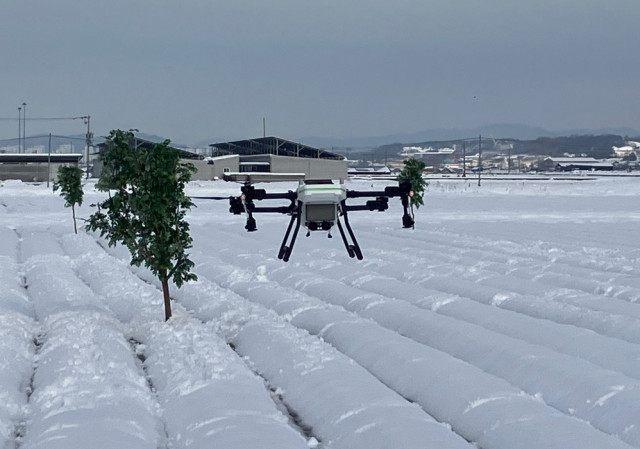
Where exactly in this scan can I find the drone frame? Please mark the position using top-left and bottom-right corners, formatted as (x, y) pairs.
(195, 174), (415, 262)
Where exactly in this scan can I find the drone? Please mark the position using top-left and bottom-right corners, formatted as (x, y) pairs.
(195, 173), (415, 262)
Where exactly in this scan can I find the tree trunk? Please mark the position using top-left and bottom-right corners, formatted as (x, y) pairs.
(72, 204), (78, 234)
(161, 276), (172, 321)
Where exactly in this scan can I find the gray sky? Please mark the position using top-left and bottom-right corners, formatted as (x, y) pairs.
(1, 0), (639, 145)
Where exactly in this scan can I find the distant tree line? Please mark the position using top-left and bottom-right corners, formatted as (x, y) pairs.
(511, 134), (626, 158)
(374, 134), (632, 162)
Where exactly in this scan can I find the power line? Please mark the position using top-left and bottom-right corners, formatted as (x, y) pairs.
(0, 116), (87, 121)
(0, 134), (91, 145)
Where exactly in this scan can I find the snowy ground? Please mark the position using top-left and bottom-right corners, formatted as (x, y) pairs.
(1, 175), (640, 449)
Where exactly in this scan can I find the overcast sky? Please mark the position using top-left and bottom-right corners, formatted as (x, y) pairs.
(1, 0), (639, 145)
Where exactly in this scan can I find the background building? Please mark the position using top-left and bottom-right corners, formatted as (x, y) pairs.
(0, 154), (83, 182)
(210, 137), (347, 180)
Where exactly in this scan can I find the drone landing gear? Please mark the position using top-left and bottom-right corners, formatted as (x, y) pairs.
(276, 203), (363, 261)
(336, 217), (363, 259)
(336, 205), (363, 260)
(278, 207), (302, 262)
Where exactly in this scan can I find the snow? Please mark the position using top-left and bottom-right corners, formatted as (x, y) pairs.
(1, 175), (640, 448)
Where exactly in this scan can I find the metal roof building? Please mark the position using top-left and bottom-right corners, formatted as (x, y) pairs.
(0, 153), (83, 182)
(210, 136), (343, 160)
(96, 137), (203, 160)
(545, 157), (614, 171)
(210, 137), (347, 180)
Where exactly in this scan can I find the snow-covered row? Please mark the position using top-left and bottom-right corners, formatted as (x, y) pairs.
(190, 254), (635, 449)
(0, 257), (32, 317)
(0, 228), (32, 317)
(152, 271), (475, 449)
(422, 274), (640, 345)
(0, 228), (37, 448)
(24, 254), (109, 320)
(61, 233), (310, 449)
(22, 253), (164, 449)
(61, 235), (166, 324)
(338, 228), (640, 333)
(233, 319), (473, 449)
(421, 225), (639, 278)
(265, 262), (640, 446)
(346, 298), (640, 446)
(433, 297), (640, 381)
(20, 230), (67, 261)
(130, 318), (309, 449)
(291, 307), (634, 449)
(0, 226), (38, 448)
(0, 227), (20, 259)
(355, 221), (639, 301)
(3, 178), (639, 449)
(0, 308), (35, 449)
(0, 277), (36, 449)
(298, 258), (640, 382)
(378, 225), (640, 308)
(21, 310), (165, 449)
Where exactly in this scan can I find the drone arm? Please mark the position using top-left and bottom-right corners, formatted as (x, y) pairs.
(261, 192), (297, 201)
(343, 197), (389, 213)
(191, 195), (233, 200)
(346, 184), (405, 199)
(347, 181), (414, 228)
(250, 206), (295, 214)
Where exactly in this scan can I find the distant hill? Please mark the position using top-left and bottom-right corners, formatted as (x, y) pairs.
(6, 125), (637, 159)
(301, 124), (640, 150)
(0, 134), (98, 154)
(370, 134), (630, 164)
(0, 132), (198, 154)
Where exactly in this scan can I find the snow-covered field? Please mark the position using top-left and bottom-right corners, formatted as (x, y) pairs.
(1, 175), (640, 449)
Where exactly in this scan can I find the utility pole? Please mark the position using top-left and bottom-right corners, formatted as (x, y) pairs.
(47, 133), (52, 188)
(477, 134), (482, 187)
(84, 116), (92, 179)
(18, 107), (22, 153)
(22, 102), (26, 153)
(462, 141), (467, 177)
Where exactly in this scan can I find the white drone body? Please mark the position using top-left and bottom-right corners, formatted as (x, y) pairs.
(296, 181), (347, 232)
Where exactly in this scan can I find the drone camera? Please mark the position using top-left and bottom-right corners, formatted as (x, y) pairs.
(304, 203), (337, 230)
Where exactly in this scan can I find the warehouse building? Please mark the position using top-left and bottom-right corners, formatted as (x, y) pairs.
(0, 153), (83, 182)
(94, 136), (347, 181)
(94, 137), (219, 181)
(210, 136), (347, 180)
